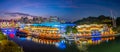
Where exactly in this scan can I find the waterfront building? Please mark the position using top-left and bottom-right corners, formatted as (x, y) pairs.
(21, 26), (61, 39)
(76, 24), (115, 36)
(19, 21), (76, 33)
(0, 19), (19, 28)
(18, 21), (76, 39)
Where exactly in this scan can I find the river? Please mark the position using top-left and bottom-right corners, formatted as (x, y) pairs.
(1, 28), (120, 52)
(88, 36), (120, 52)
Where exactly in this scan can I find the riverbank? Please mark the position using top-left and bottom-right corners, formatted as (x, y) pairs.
(0, 31), (23, 52)
(88, 35), (120, 52)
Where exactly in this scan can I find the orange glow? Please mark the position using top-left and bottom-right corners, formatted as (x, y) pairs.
(77, 24), (115, 36)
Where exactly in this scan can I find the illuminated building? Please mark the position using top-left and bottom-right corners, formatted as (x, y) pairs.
(18, 21), (75, 39)
(76, 24), (115, 36)
(19, 21), (75, 33)
(0, 19), (19, 28)
(21, 26), (61, 39)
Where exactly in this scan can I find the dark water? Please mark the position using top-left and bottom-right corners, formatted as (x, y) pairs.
(8, 36), (62, 52)
(88, 36), (120, 52)
(7, 35), (120, 52)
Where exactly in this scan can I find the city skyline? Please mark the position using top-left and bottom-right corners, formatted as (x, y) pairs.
(0, 0), (120, 22)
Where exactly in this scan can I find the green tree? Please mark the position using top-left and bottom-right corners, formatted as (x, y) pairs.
(116, 26), (120, 33)
(0, 40), (23, 52)
(0, 32), (7, 41)
(65, 26), (72, 34)
(65, 26), (78, 34)
(74, 15), (112, 26)
(72, 26), (78, 34)
(0, 31), (23, 52)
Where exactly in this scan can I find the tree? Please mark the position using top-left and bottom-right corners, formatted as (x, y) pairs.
(65, 26), (78, 34)
(0, 32), (7, 41)
(74, 15), (113, 26)
(65, 26), (72, 34)
(72, 26), (78, 34)
(112, 17), (120, 33)
(0, 31), (23, 52)
(0, 40), (23, 52)
(115, 26), (120, 33)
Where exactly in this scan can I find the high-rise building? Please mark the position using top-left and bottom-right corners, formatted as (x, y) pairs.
(20, 17), (24, 23)
(20, 17), (29, 24)
(43, 18), (49, 22)
(33, 17), (43, 23)
(24, 17), (29, 23)
(49, 16), (59, 22)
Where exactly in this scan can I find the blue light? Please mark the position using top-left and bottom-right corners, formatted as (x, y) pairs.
(61, 40), (65, 43)
(1, 28), (16, 35)
(92, 37), (101, 41)
(92, 30), (101, 36)
(19, 37), (26, 41)
(56, 40), (66, 49)
(91, 30), (101, 41)
(57, 43), (66, 49)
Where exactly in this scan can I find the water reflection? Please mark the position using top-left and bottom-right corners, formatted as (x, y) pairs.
(1, 28), (16, 35)
(16, 34), (116, 51)
(55, 40), (66, 49)
(17, 36), (67, 50)
(17, 36), (60, 45)
(76, 36), (115, 45)
(32, 38), (60, 45)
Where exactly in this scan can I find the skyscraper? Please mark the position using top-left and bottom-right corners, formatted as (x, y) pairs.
(20, 17), (29, 24)
(49, 16), (59, 22)
(33, 17), (43, 24)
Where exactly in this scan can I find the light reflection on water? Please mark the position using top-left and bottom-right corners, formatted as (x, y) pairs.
(75, 36), (116, 52)
(1, 28), (118, 52)
(29, 37), (59, 44)
(76, 36), (115, 46)
(17, 36), (67, 49)
(21, 36), (115, 50)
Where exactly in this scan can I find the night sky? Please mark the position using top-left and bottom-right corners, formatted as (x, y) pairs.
(0, 0), (120, 21)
